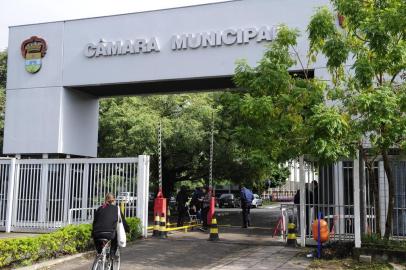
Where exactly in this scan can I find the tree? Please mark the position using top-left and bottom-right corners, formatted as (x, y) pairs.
(0, 50), (6, 89)
(218, 25), (353, 174)
(308, 1), (406, 238)
(0, 50), (7, 152)
(99, 94), (213, 196)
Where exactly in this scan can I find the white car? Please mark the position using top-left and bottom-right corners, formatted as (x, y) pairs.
(251, 194), (263, 208)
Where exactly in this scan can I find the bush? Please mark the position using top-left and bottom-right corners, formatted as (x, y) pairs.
(0, 217), (142, 268)
(126, 217), (142, 241)
(362, 234), (406, 251)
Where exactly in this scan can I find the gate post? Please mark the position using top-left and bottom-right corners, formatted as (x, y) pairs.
(38, 163), (49, 223)
(136, 155), (150, 238)
(299, 156), (306, 247)
(353, 153), (361, 248)
(82, 163), (89, 221)
(5, 158), (16, 233)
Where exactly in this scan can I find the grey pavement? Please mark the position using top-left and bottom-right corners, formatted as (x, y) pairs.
(48, 231), (310, 270)
(46, 204), (307, 269)
(25, 205), (311, 270)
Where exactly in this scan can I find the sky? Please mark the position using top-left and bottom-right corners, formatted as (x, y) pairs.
(0, 0), (230, 51)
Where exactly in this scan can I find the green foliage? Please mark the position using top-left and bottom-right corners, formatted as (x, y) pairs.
(362, 234), (406, 251)
(98, 93), (275, 193)
(307, 104), (354, 163)
(220, 25), (354, 169)
(0, 218), (142, 268)
(309, 0), (406, 238)
(126, 217), (142, 241)
(98, 94), (215, 193)
(0, 50), (6, 152)
(0, 224), (92, 268)
(0, 50), (6, 89)
(268, 165), (290, 188)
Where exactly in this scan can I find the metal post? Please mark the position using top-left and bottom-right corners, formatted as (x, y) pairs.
(158, 120), (162, 192)
(11, 161), (20, 229)
(137, 155), (150, 238)
(5, 158), (16, 233)
(353, 152), (361, 248)
(378, 161), (387, 237)
(299, 156), (306, 247)
(63, 163), (71, 225)
(359, 149), (367, 235)
(38, 163), (49, 222)
(82, 163), (89, 221)
(209, 112), (214, 189)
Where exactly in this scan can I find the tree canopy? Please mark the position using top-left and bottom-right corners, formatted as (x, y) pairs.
(308, 0), (406, 238)
(218, 26), (354, 168)
(0, 50), (7, 151)
(98, 93), (282, 195)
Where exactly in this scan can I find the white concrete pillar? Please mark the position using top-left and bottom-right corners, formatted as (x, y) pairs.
(378, 161), (388, 236)
(334, 161), (345, 236)
(353, 154), (361, 248)
(299, 156), (306, 247)
(136, 155), (150, 238)
(81, 163), (89, 221)
(5, 158), (16, 233)
(38, 163), (49, 222)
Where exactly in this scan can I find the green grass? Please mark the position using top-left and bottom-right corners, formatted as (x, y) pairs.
(361, 234), (406, 252)
(262, 199), (279, 206)
(308, 259), (393, 270)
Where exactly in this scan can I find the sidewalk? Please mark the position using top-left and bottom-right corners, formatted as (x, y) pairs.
(0, 232), (39, 239)
(207, 245), (309, 270)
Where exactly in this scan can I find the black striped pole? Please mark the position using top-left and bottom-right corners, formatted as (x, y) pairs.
(286, 223), (297, 247)
(209, 216), (219, 241)
(159, 212), (167, 239)
(153, 212), (160, 237)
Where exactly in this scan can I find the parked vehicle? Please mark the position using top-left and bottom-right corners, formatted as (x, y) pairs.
(218, 193), (240, 208)
(251, 194), (263, 208)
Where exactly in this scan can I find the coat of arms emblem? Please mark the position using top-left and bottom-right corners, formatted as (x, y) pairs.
(21, 36), (47, 73)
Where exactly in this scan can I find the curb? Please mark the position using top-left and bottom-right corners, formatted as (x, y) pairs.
(16, 251), (94, 270)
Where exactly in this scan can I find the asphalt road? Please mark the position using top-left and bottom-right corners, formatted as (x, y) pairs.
(216, 204), (280, 228)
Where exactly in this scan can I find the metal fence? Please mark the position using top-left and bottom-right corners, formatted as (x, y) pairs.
(362, 160), (406, 240)
(278, 157), (406, 246)
(280, 161), (355, 244)
(0, 162), (10, 229)
(0, 157), (146, 233)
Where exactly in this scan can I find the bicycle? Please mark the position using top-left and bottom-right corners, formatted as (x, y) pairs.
(92, 239), (120, 270)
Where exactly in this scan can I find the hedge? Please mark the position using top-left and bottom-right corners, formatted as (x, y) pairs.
(0, 217), (142, 269)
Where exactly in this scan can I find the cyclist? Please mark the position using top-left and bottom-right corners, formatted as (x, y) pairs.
(92, 193), (130, 257)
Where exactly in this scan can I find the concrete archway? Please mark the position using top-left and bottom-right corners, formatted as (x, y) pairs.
(4, 0), (328, 157)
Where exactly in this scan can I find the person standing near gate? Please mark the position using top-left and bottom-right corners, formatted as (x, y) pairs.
(176, 186), (189, 227)
(200, 186), (211, 231)
(240, 184), (254, 228)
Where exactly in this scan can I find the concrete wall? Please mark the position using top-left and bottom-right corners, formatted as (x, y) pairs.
(4, 0), (331, 157)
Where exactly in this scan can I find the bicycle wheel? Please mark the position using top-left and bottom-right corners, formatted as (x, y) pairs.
(111, 248), (120, 270)
(104, 253), (112, 270)
(92, 256), (104, 270)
